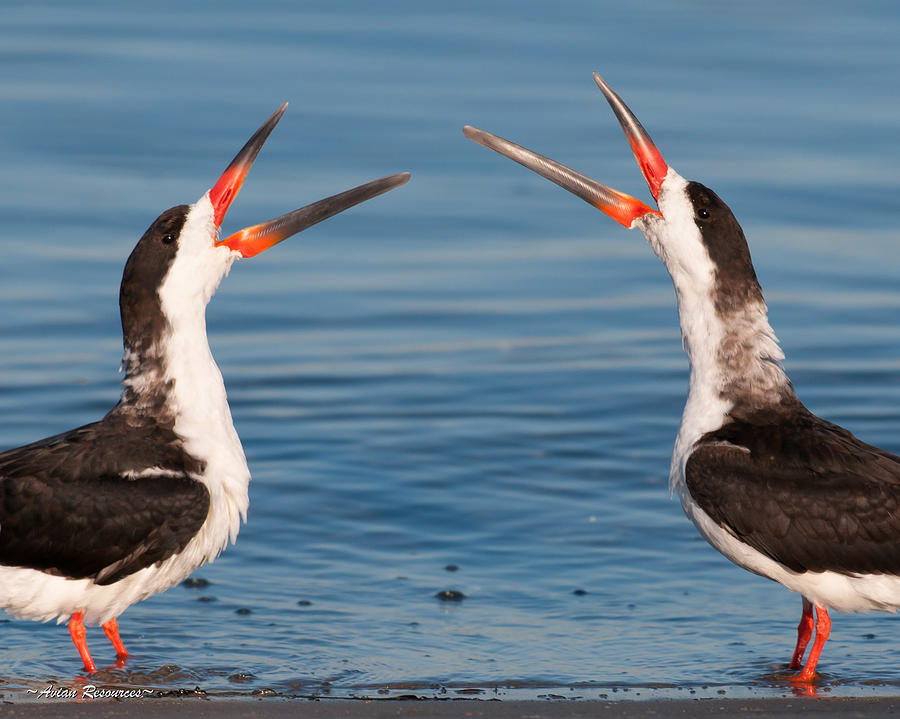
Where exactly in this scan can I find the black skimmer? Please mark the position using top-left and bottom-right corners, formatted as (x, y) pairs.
(0, 104), (409, 673)
(463, 74), (900, 683)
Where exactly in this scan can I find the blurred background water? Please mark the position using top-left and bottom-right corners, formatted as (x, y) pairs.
(1, 0), (900, 702)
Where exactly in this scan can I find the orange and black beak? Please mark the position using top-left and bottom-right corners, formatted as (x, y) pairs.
(209, 103), (410, 258)
(463, 73), (668, 228)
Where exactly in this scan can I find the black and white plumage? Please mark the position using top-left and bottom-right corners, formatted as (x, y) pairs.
(463, 74), (900, 682)
(0, 104), (409, 672)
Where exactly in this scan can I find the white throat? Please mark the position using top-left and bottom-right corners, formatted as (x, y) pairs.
(143, 194), (248, 545)
(635, 171), (790, 491)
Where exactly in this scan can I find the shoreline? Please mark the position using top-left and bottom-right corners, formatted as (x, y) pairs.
(5, 696), (900, 719)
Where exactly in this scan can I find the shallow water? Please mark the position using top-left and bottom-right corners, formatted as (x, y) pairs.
(1, 0), (900, 703)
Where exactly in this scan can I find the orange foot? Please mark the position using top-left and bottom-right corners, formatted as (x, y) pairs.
(68, 612), (97, 673)
(789, 603), (831, 684)
(102, 617), (129, 661)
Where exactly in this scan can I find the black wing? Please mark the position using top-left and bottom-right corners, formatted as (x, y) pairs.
(685, 411), (900, 575)
(0, 416), (209, 585)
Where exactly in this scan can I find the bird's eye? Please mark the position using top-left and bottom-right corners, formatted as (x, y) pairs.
(161, 233), (175, 245)
(698, 208), (710, 220)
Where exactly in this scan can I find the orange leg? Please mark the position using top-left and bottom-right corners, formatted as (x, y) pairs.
(68, 612), (97, 673)
(789, 597), (814, 670)
(102, 617), (128, 660)
(792, 604), (831, 683)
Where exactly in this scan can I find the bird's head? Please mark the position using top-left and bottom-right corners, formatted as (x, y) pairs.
(119, 104), (409, 355)
(463, 74), (761, 314)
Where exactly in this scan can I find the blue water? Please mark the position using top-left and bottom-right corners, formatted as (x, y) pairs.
(2, 0), (900, 703)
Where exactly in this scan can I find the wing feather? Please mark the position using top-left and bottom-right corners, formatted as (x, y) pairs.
(686, 413), (900, 575)
(0, 418), (209, 584)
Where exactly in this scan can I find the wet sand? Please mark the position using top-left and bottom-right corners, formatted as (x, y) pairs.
(5, 698), (900, 719)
